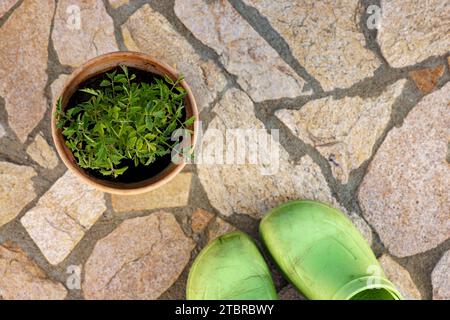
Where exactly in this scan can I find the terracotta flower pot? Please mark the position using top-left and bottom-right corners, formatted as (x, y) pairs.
(51, 51), (199, 195)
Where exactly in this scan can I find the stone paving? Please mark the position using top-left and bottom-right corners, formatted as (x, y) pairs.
(0, 0), (449, 300)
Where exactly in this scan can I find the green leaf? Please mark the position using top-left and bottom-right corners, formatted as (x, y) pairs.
(56, 97), (63, 113)
(144, 132), (156, 140)
(67, 106), (82, 117)
(106, 70), (117, 80)
(79, 88), (99, 96)
(184, 116), (195, 126)
(112, 106), (120, 119)
(114, 74), (127, 84)
(127, 136), (137, 148)
(136, 137), (144, 151)
(120, 65), (129, 77)
(94, 122), (106, 136)
(145, 115), (154, 130)
(146, 141), (156, 152)
(153, 110), (165, 119)
(100, 79), (111, 87)
(114, 166), (128, 176)
(100, 169), (113, 176)
(175, 86), (186, 94)
(62, 127), (76, 138)
(163, 74), (174, 85)
(136, 124), (147, 133)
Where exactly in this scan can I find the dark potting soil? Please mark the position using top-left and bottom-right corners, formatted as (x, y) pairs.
(66, 66), (182, 184)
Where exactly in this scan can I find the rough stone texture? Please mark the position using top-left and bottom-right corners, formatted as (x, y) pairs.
(207, 218), (236, 242)
(432, 250), (450, 300)
(21, 171), (106, 265)
(108, 0), (129, 9)
(378, 0), (450, 68)
(276, 80), (407, 183)
(243, 0), (380, 91)
(409, 65), (445, 94)
(52, 0), (118, 67)
(26, 133), (59, 169)
(111, 173), (192, 213)
(379, 255), (422, 300)
(0, 0), (54, 142)
(83, 211), (195, 300)
(0, 0), (18, 18)
(348, 212), (373, 246)
(278, 285), (306, 300)
(50, 74), (70, 107)
(191, 208), (214, 234)
(122, 4), (226, 110)
(0, 0), (447, 301)
(359, 82), (450, 257)
(0, 243), (67, 300)
(0, 162), (36, 228)
(174, 0), (308, 102)
(0, 124), (5, 139)
(198, 89), (338, 218)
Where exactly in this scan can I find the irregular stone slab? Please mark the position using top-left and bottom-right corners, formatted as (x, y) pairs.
(21, 171), (106, 265)
(379, 255), (421, 300)
(191, 208), (214, 234)
(0, 162), (36, 227)
(83, 211), (194, 299)
(432, 250), (450, 300)
(0, 0), (54, 142)
(0, 0), (18, 18)
(278, 285), (306, 300)
(108, 0), (128, 9)
(122, 4), (226, 110)
(276, 80), (407, 183)
(207, 218), (236, 242)
(0, 242), (67, 300)
(242, 0), (380, 91)
(174, 0), (308, 101)
(197, 89), (338, 218)
(409, 65), (445, 94)
(52, 0), (118, 67)
(111, 173), (192, 213)
(378, 0), (450, 68)
(359, 82), (450, 257)
(50, 74), (69, 107)
(26, 133), (59, 169)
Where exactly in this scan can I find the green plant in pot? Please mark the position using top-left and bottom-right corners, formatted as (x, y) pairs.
(51, 52), (198, 194)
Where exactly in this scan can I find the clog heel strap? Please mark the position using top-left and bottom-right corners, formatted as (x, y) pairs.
(332, 276), (404, 300)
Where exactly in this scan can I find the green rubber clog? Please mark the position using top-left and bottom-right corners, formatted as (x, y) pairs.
(260, 200), (403, 300)
(186, 231), (277, 300)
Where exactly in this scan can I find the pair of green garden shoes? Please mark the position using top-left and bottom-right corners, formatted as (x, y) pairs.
(187, 200), (403, 300)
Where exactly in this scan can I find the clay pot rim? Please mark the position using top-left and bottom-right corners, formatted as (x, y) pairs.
(51, 51), (199, 195)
